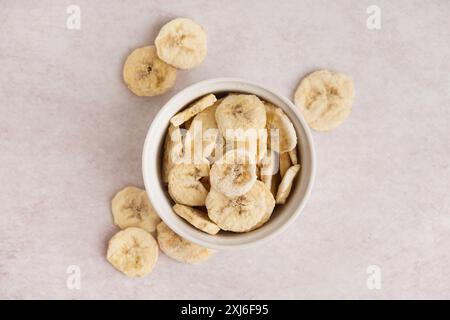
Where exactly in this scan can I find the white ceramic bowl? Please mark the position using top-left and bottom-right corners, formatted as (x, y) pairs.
(142, 78), (315, 249)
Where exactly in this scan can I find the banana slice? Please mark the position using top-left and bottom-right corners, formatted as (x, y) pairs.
(210, 149), (257, 197)
(260, 149), (278, 188)
(184, 98), (221, 162)
(156, 222), (213, 263)
(206, 181), (267, 232)
(265, 102), (297, 153)
(215, 94), (266, 136)
(294, 70), (354, 131)
(111, 186), (161, 233)
(170, 94), (217, 127)
(276, 164), (301, 204)
(249, 182), (276, 231)
(224, 134), (256, 164)
(210, 133), (226, 165)
(193, 98), (221, 130)
(173, 204), (220, 235)
(257, 129), (268, 165)
(225, 128), (267, 165)
(155, 18), (207, 70)
(123, 45), (176, 97)
(162, 124), (184, 184)
(288, 148), (298, 165)
(106, 227), (158, 277)
(279, 152), (291, 178)
(168, 163), (210, 206)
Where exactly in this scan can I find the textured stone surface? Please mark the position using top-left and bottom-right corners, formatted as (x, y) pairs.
(1, 0), (449, 299)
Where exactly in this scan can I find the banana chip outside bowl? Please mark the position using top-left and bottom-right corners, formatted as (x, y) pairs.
(142, 78), (315, 249)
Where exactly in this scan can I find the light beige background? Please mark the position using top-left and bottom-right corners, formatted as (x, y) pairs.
(1, 0), (449, 299)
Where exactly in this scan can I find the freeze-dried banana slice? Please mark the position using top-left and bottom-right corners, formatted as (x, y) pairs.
(156, 222), (213, 263)
(257, 129), (268, 165)
(190, 98), (221, 132)
(206, 181), (267, 232)
(106, 227), (158, 277)
(226, 128), (268, 164)
(209, 133), (226, 165)
(250, 182), (276, 231)
(123, 45), (176, 97)
(260, 149), (278, 189)
(168, 163), (210, 206)
(162, 124), (184, 183)
(276, 164), (301, 204)
(265, 102), (297, 153)
(170, 94), (217, 127)
(184, 98), (221, 162)
(215, 94), (266, 136)
(111, 186), (161, 233)
(288, 148), (298, 165)
(279, 152), (291, 178)
(173, 204), (220, 235)
(210, 149), (257, 197)
(294, 70), (354, 131)
(155, 18), (207, 70)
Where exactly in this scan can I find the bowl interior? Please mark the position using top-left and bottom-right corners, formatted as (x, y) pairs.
(143, 78), (315, 249)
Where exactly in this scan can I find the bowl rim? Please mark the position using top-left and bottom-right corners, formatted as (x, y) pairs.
(142, 77), (315, 249)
